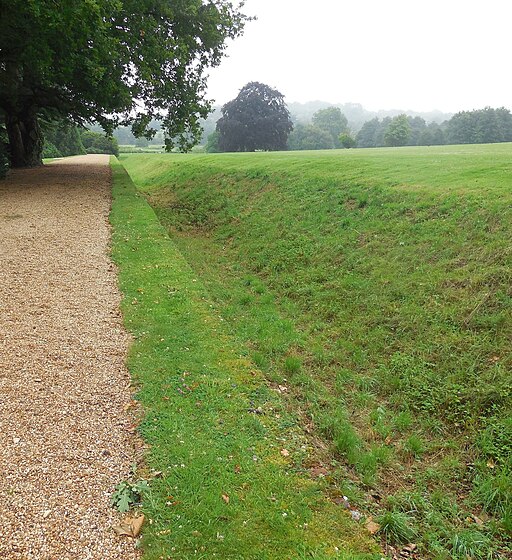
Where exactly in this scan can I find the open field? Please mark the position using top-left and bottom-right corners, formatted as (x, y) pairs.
(119, 144), (512, 558)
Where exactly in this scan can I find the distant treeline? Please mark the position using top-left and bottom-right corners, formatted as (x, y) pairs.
(204, 106), (512, 152)
(100, 104), (512, 151)
(36, 106), (512, 163)
(353, 107), (512, 149)
(42, 119), (119, 158)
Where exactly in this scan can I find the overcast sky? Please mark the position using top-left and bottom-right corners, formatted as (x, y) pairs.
(206, 0), (512, 113)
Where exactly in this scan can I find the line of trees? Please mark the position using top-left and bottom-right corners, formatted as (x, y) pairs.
(206, 85), (512, 154)
(292, 107), (512, 151)
(41, 120), (119, 158)
(307, 106), (512, 150)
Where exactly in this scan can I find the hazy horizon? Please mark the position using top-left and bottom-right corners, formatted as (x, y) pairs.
(206, 0), (512, 114)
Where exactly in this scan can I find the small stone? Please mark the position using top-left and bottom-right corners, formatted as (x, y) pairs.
(350, 510), (362, 521)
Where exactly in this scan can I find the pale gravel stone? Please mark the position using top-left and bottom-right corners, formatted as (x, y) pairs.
(0, 155), (141, 559)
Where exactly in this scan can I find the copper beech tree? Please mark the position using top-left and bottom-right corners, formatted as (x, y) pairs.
(216, 82), (293, 152)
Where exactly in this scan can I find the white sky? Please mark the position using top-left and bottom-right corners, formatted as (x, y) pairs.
(206, 0), (512, 113)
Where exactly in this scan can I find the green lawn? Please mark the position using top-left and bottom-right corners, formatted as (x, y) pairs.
(119, 144), (512, 558)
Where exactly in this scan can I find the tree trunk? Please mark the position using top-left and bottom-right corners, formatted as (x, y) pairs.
(5, 113), (43, 168)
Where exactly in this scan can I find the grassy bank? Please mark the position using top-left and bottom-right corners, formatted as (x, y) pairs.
(120, 145), (512, 558)
(110, 158), (379, 559)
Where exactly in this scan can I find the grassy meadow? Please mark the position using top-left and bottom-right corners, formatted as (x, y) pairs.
(117, 144), (512, 558)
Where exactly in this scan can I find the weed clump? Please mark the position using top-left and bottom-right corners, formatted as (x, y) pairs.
(377, 510), (416, 544)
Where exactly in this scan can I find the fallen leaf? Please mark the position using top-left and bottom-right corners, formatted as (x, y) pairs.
(127, 424), (138, 434)
(487, 459), (495, 469)
(471, 514), (484, 526)
(280, 449), (290, 457)
(365, 518), (380, 535)
(222, 494), (230, 504)
(234, 464), (241, 474)
(310, 465), (329, 478)
(113, 514), (145, 538)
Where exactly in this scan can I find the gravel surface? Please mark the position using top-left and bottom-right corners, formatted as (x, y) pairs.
(0, 156), (141, 559)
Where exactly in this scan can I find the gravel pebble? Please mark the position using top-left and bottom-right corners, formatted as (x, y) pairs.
(0, 155), (140, 559)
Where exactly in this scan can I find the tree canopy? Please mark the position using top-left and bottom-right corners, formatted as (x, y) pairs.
(287, 123), (334, 151)
(384, 114), (411, 147)
(0, 0), (248, 167)
(216, 82), (293, 152)
(311, 107), (348, 148)
(446, 107), (512, 144)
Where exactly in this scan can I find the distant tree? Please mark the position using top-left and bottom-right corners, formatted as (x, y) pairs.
(151, 129), (165, 146)
(0, 1), (248, 167)
(446, 111), (475, 144)
(81, 130), (119, 156)
(42, 142), (62, 158)
(205, 131), (221, 153)
(42, 119), (85, 157)
(418, 122), (446, 146)
(495, 107), (512, 141)
(444, 107), (512, 145)
(356, 118), (381, 148)
(474, 109), (501, 143)
(431, 124), (446, 145)
(287, 124), (334, 150)
(199, 106), (222, 144)
(216, 82), (293, 152)
(339, 132), (357, 149)
(112, 126), (137, 146)
(312, 107), (348, 148)
(407, 116), (427, 146)
(135, 137), (149, 148)
(384, 115), (411, 147)
(376, 117), (392, 147)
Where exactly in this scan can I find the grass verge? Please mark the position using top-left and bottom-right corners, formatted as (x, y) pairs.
(110, 157), (380, 559)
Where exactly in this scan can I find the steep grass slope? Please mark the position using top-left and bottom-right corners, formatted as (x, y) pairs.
(110, 158), (379, 559)
(121, 145), (512, 558)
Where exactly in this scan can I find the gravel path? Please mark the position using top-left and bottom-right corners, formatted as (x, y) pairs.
(0, 155), (140, 559)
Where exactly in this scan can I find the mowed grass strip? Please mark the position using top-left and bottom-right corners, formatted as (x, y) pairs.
(109, 158), (379, 560)
(121, 144), (512, 558)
